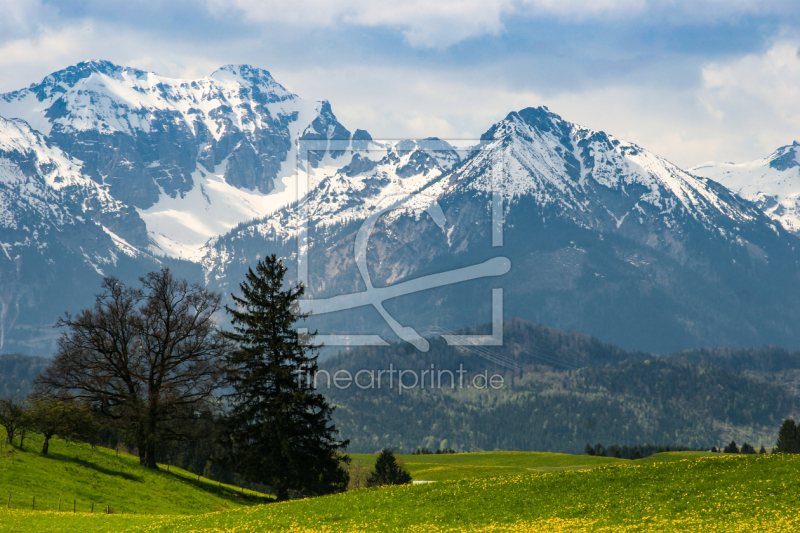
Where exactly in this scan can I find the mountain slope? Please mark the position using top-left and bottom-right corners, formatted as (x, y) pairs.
(0, 116), (165, 352)
(690, 141), (800, 234)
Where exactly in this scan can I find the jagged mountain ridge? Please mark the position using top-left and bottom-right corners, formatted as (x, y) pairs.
(0, 60), (356, 259)
(201, 137), (462, 286)
(202, 106), (800, 353)
(690, 142), (800, 234)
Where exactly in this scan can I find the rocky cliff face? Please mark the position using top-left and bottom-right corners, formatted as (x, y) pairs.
(0, 115), (161, 352)
(0, 60), (355, 258)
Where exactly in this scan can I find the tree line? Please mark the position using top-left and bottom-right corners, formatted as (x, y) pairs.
(584, 418), (800, 460)
(2, 255), (350, 501)
(584, 443), (707, 460)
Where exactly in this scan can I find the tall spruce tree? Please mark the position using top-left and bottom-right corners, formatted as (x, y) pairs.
(218, 255), (349, 500)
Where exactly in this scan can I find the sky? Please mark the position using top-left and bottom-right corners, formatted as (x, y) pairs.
(0, 0), (799, 168)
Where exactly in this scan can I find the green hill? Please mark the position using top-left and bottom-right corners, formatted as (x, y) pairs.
(0, 432), (271, 517)
(2, 453), (797, 532)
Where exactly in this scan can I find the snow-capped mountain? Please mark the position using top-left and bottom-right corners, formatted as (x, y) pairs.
(0, 60), (361, 352)
(690, 142), (800, 234)
(0, 60), (355, 260)
(203, 107), (800, 353)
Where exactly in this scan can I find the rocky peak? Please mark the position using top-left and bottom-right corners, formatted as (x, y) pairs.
(768, 142), (800, 171)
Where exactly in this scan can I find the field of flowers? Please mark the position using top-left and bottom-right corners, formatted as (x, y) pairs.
(2, 452), (798, 532)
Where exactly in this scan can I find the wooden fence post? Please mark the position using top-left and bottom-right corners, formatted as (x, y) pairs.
(58, 497), (61, 511)
(31, 496), (34, 510)
(106, 504), (109, 514)
(6, 493), (9, 509)
(73, 500), (76, 513)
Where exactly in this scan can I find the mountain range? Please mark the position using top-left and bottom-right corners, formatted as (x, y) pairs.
(1, 60), (799, 355)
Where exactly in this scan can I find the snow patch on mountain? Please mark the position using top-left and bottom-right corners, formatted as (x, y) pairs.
(200, 139), (461, 280)
(690, 142), (800, 233)
(138, 156), (303, 260)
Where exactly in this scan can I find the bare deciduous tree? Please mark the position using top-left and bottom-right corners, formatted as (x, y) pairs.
(34, 269), (228, 468)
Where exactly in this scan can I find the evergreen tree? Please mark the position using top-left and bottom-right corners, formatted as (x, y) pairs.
(723, 440), (739, 454)
(366, 449), (412, 487)
(218, 255), (349, 500)
(775, 419), (800, 454)
(740, 442), (756, 454)
(759, 446), (767, 455)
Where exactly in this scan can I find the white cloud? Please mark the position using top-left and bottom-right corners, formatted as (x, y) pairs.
(208, 0), (511, 48)
(699, 39), (800, 158)
(273, 40), (800, 169)
(0, 0), (48, 38)
(208, 0), (795, 48)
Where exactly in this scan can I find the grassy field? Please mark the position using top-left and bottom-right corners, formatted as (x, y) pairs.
(349, 451), (625, 482)
(1, 449), (798, 532)
(0, 433), (271, 517)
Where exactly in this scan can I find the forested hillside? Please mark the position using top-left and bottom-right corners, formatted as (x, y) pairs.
(320, 320), (799, 453)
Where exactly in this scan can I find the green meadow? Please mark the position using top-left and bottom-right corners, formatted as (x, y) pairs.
(0, 432), (797, 532)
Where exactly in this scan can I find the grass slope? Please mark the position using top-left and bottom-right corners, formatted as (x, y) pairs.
(2, 453), (798, 532)
(0, 432), (271, 517)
